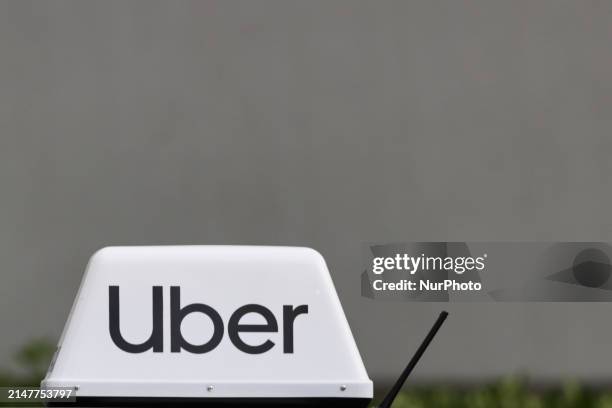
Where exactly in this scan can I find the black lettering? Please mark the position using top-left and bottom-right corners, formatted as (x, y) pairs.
(283, 305), (308, 353)
(228, 304), (278, 354)
(109, 286), (163, 353)
(170, 286), (224, 353)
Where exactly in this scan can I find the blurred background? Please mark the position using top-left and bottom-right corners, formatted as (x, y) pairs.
(1, 1), (612, 406)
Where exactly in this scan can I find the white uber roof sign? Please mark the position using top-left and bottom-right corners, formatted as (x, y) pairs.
(43, 245), (448, 407)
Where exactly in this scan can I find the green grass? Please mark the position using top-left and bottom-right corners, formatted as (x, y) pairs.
(0, 339), (55, 387)
(373, 378), (612, 408)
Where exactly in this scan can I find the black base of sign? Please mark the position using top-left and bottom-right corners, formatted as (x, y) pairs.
(46, 396), (371, 407)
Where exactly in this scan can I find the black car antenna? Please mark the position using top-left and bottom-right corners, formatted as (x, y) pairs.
(378, 311), (449, 408)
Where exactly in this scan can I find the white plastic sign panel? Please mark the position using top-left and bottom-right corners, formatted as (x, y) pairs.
(43, 246), (373, 406)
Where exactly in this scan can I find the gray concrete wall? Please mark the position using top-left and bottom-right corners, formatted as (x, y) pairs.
(1, 0), (612, 382)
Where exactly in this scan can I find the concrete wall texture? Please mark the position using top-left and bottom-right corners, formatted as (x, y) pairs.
(1, 0), (612, 382)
